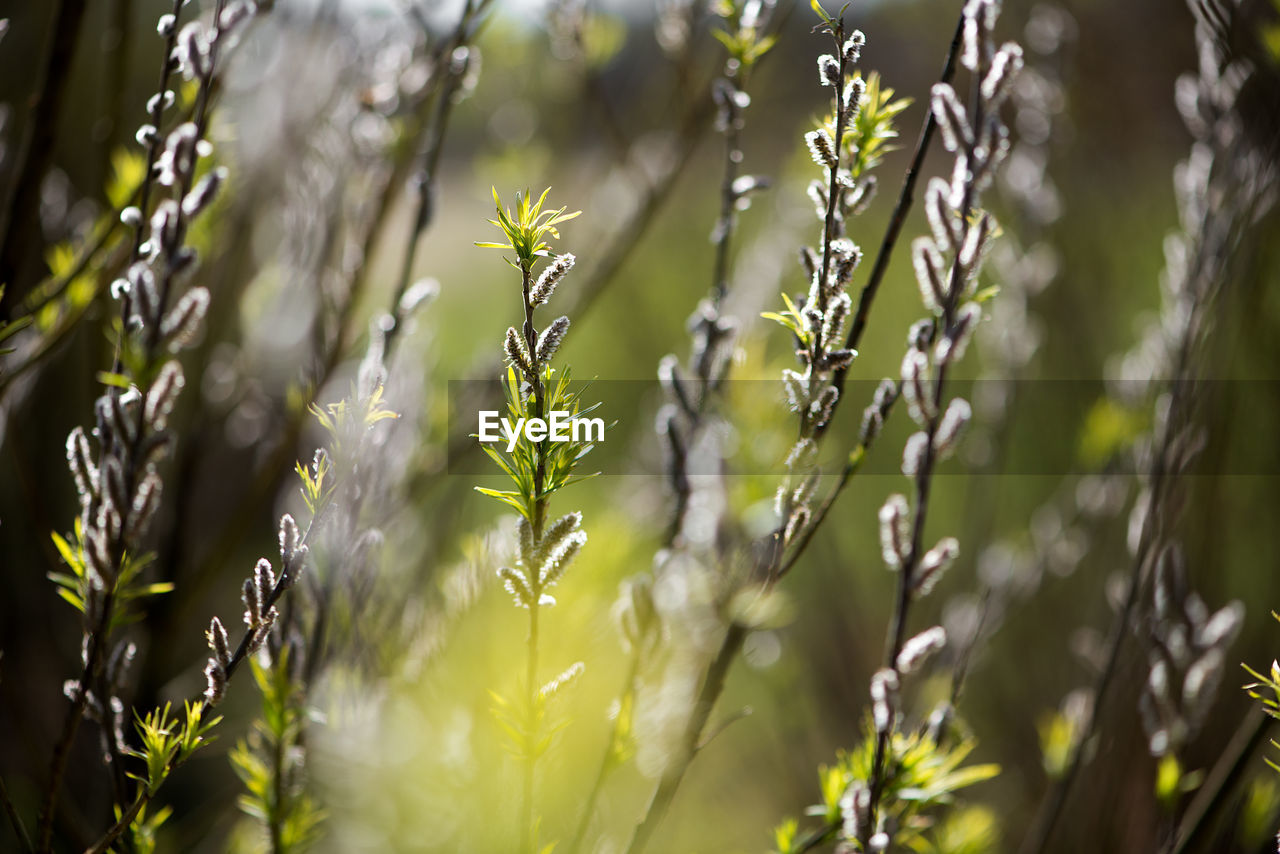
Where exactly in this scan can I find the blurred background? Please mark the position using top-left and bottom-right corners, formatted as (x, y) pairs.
(1, 0), (1279, 851)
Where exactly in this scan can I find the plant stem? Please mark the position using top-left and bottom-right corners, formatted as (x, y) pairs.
(384, 0), (490, 355)
(523, 600), (541, 854)
(37, 595), (113, 854)
(623, 622), (746, 854)
(710, 85), (743, 309)
(817, 8), (966, 442)
(567, 650), (642, 854)
(0, 0), (90, 314)
(624, 8), (961, 847)
(864, 48), (985, 845)
(32, 4), (197, 830)
(83, 788), (146, 854)
(1165, 705), (1270, 854)
(107, 0), (186, 385)
(519, 257), (548, 854)
(270, 723), (286, 854)
(802, 30), (851, 414)
(1, 773), (33, 853)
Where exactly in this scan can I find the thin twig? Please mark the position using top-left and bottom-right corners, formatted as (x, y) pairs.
(864, 30), (987, 844)
(623, 622), (747, 854)
(383, 0), (493, 356)
(566, 650), (642, 854)
(1166, 705), (1270, 854)
(816, 9), (966, 442)
(771, 3), (966, 568)
(0, 0), (91, 314)
(0, 773), (33, 853)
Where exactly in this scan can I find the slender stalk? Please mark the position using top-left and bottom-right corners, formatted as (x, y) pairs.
(0, 0), (90, 313)
(774, 423), (890, 582)
(39, 5), (235, 840)
(270, 724), (286, 854)
(801, 42), (852, 422)
(108, 0), (187, 384)
(83, 790), (146, 854)
(710, 90), (743, 309)
(624, 622), (746, 854)
(147, 0), (482, 645)
(663, 10), (775, 545)
(567, 651), (642, 854)
(1165, 705), (1270, 854)
(816, 9), (966, 442)
(519, 258), (549, 853)
(522, 602), (541, 853)
(1, 773), (33, 853)
(384, 0), (491, 356)
(864, 42), (987, 845)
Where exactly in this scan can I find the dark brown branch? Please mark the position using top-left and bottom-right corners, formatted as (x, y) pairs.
(0, 0), (91, 316)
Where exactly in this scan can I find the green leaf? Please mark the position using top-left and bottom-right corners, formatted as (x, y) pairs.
(0, 314), (32, 345)
(972, 284), (1001, 304)
(773, 817), (799, 854)
(55, 588), (85, 612)
(1155, 754), (1182, 807)
(96, 370), (134, 390)
(50, 531), (80, 571)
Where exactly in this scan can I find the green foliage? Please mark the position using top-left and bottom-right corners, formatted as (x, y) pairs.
(475, 367), (600, 520)
(229, 650), (325, 853)
(711, 0), (777, 70)
(809, 0), (850, 28)
(1238, 775), (1280, 849)
(48, 518), (174, 627)
(123, 800), (172, 854)
(1260, 0), (1280, 62)
(579, 13), (626, 68)
(822, 72), (912, 177)
(488, 664), (584, 765)
(1078, 397), (1149, 467)
(124, 701), (220, 795)
(915, 805), (999, 854)
(106, 149), (147, 209)
(773, 817), (800, 854)
(1036, 706), (1080, 779)
(762, 290), (810, 348)
(1153, 754), (1202, 809)
(295, 452), (332, 517)
(476, 187), (580, 267)
(295, 383), (396, 514)
(309, 383), (399, 455)
(1244, 613), (1280, 772)
(22, 147), (139, 338)
(775, 719), (1000, 852)
(36, 240), (98, 332)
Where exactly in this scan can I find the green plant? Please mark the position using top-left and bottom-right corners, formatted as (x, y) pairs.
(478, 187), (595, 852)
(774, 718), (998, 853)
